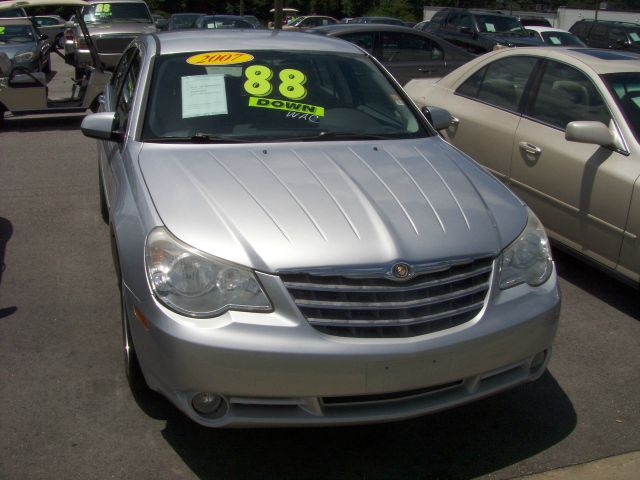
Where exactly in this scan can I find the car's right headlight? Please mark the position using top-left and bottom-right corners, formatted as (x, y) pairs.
(145, 227), (272, 318)
(14, 51), (35, 63)
(499, 208), (553, 289)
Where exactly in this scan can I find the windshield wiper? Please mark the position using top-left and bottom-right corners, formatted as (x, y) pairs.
(276, 131), (393, 142)
(144, 133), (253, 144)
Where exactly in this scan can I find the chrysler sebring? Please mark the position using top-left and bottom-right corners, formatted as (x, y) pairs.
(81, 30), (560, 427)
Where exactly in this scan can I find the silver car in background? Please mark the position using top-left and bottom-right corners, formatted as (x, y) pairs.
(0, 18), (50, 73)
(71, 0), (155, 74)
(81, 30), (560, 427)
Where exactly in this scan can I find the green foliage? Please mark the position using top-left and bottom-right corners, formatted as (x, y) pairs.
(366, 0), (416, 21)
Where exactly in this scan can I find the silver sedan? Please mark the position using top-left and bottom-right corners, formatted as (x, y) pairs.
(81, 30), (560, 427)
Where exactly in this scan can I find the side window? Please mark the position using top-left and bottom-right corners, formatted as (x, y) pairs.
(341, 32), (375, 54)
(456, 56), (538, 112)
(591, 24), (608, 42)
(110, 48), (135, 100)
(114, 52), (142, 134)
(445, 12), (460, 29)
(458, 13), (473, 29)
(609, 27), (627, 45)
(381, 32), (443, 62)
(430, 10), (448, 27)
(528, 60), (611, 130)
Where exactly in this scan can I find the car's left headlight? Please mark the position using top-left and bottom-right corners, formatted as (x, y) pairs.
(145, 227), (272, 318)
(14, 51), (35, 63)
(499, 208), (553, 289)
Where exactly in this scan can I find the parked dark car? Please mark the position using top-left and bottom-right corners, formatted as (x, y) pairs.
(569, 20), (640, 52)
(425, 8), (543, 54)
(194, 15), (255, 29)
(309, 24), (474, 85)
(167, 13), (205, 30)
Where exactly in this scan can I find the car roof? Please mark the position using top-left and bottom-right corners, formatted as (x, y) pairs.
(575, 19), (639, 26)
(488, 47), (640, 75)
(310, 23), (425, 34)
(152, 30), (364, 56)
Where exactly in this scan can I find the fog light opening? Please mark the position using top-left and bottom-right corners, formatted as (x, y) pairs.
(192, 392), (227, 417)
(530, 350), (548, 374)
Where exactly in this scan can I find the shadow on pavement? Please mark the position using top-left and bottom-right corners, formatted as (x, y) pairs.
(0, 217), (17, 318)
(132, 371), (575, 479)
(553, 248), (639, 320)
(2, 114), (86, 132)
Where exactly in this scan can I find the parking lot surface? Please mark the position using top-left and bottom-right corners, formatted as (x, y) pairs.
(1, 54), (638, 480)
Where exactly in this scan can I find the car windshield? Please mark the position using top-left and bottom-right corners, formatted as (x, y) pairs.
(603, 72), (640, 142)
(0, 25), (35, 43)
(200, 17), (253, 29)
(142, 50), (427, 143)
(540, 31), (585, 46)
(83, 3), (152, 24)
(626, 26), (640, 46)
(170, 14), (201, 28)
(476, 15), (527, 35)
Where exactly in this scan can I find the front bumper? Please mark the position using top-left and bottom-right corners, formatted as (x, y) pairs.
(125, 267), (560, 427)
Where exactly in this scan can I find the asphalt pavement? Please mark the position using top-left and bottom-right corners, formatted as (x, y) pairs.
(0, 53), (638, 480)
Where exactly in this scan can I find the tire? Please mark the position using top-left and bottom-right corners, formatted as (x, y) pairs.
(56, 34), (64, 50)
(74, 65), (84, 80)
(43, 54), (51, 74)
(121, 281), (151, 396)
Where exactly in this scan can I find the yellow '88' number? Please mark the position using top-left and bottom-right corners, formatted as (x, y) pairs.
(244, 65), (308, 100)
(279, 69), (307, 100)
(244, 65), (273, 97)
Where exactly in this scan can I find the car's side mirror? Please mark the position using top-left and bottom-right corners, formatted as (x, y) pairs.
(81, 112), (123, 142)
(565, 121), (616, 147)
(421, 106), (453, 131)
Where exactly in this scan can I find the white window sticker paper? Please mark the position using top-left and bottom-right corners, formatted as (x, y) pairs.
(485, 23), (496, 32)
(550, 36), (561, 45)
(630, 33), (640, 42)
(181, 74), (228, 119)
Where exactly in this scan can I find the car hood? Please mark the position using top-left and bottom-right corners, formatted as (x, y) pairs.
(0, 42), (37, 56)
(139, 138), (526, 273)
(85, 22), (156, 35)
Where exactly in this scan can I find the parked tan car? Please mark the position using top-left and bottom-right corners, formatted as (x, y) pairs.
(405, 47), (640, 287)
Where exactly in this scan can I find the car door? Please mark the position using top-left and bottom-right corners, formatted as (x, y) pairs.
(379, 30), (446, 85)
(441, 55), (540, 181)
(511, 59), (630, 270)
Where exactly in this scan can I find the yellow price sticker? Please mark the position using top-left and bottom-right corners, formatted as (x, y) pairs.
(187, 52), (255, 66)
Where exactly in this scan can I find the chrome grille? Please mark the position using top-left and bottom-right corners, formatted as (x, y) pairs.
(280, 257), (493, 338)
(95, 36), (135, 53)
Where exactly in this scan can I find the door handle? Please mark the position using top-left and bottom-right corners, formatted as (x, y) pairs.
(417, 68), (433, 74)
(450, 116), (460, 127)
(519, 141), (542, 155)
